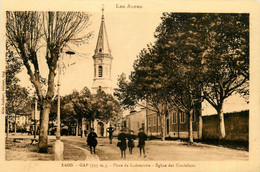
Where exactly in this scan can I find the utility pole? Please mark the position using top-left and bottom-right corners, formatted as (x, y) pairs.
(54, 55), (63, 161)
(57, 58), (61, 141)
(54, 51), (75, 161)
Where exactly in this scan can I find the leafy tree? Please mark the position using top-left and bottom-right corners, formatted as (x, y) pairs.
(61, 87), (121, 135)
(92, 89), (121, 123)
(152, 13), (209, 142)
(154, 13), (249, 140)
(115, 47), (175, 141)
(200, 13), (249, 139)
(6, 47), (32, 135)
(5, 48), (22, 87)
(6, 11), (92, 152)
(116, 13), (249, 142)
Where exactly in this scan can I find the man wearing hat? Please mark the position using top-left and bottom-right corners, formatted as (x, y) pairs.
(117, 128), (127, 158)
(87, 128), (98, 154)
(137, 128), (147, 158)
(106, 124), (115, 144)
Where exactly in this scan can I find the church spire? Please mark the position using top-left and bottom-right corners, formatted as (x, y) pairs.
(92, 5), (113, 95)
(95, 5), (111, 55)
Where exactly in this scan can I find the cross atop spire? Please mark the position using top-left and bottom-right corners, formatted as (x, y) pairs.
(102, 4), (104, 20)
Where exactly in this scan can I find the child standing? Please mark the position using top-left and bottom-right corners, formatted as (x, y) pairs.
(87, 128), (98, 154)
(117, 129), (127, 158)
(127, 130), (136, 154)
(137, 128), (147, 158)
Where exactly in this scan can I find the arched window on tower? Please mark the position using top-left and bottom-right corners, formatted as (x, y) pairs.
(98, 66), (103, 77)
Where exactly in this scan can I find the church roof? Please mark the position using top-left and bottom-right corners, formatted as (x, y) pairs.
(94, 7), (111, 55)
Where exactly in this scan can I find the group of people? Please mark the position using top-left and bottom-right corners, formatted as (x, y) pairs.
(86, 126), (147, 158)
(117, 128), (147, 158)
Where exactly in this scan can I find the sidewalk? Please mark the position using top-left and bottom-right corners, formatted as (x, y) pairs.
(5, 134), (96, 161)
(6, 133), (56, 140)
(145, 139), (248, 152)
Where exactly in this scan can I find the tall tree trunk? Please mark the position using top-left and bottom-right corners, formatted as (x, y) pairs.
(38, 101), (51, 153)
(218, 105), (226, 139)
(14, 113), (16, 135)
(188, 110), (194, 144)
(81, 118), (84, 138)
(160, 114), (165, 141)
(198, 105), (203, 140)
(76, 119), (79, 136)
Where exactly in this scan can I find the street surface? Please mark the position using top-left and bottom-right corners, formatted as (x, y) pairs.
(61, 136), (248, 161)
(5, 134), (248, 161)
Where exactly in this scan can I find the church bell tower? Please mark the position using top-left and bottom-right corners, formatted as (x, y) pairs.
(92, 7), (113, 94)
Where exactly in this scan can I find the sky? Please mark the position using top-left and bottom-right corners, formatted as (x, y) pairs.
(17, 10), (162, 96)
(16, 9), (249, 116)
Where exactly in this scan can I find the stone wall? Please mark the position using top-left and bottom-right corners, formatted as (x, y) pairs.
(202, 110), (249, 141)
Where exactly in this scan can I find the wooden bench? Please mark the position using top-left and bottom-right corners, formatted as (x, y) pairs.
(13, 138), (24, 142)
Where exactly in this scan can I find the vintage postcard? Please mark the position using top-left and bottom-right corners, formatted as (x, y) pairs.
(0, 0), (259, 171)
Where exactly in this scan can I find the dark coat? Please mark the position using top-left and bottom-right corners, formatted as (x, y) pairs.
(118, 133), (127, 150)
(137, 132), (147, 148)
(87, 132), (98, 147)
(106, 127), (115, 139)
(127, 134), (136, 148)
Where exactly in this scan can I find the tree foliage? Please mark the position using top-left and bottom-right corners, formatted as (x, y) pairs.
(49, 87), (121, 133)
(6, 48), (32, 116)
(116, 13), (249, 141)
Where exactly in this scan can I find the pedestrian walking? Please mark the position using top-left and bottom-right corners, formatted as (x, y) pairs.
(87, 128), (98, 154)
(127, 130), (136, 154)
(137, 128), (147, 158)
(106, 124), (115, 144)
(117, 128), (127, 158)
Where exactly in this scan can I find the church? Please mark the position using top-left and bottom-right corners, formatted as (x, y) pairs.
(83, 7), (117, 137)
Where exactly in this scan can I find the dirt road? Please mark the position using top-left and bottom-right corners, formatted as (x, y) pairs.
(61, 136), (248, 161)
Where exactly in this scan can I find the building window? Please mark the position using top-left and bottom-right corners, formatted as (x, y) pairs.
(99, 47), (102, 53)
(94, 66), (96, 77)
(98, 66), (103, 77)
(172, 112), (177, 124)
(192, 109), (196, 122)
(153, 117), (156, 126)
(180, 112), (185, 123)
(148, 117), (151, 126)
(123, 121), (127, 128)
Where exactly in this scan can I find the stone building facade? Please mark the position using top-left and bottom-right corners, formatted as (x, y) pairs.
(146, 107), (200, 139)
(123, 108), (146, 134)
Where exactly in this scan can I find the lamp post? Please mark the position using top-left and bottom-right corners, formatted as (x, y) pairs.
(54, 51), (75, 161)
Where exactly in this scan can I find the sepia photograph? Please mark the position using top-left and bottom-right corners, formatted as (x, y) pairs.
(0, 0), (259, 171)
